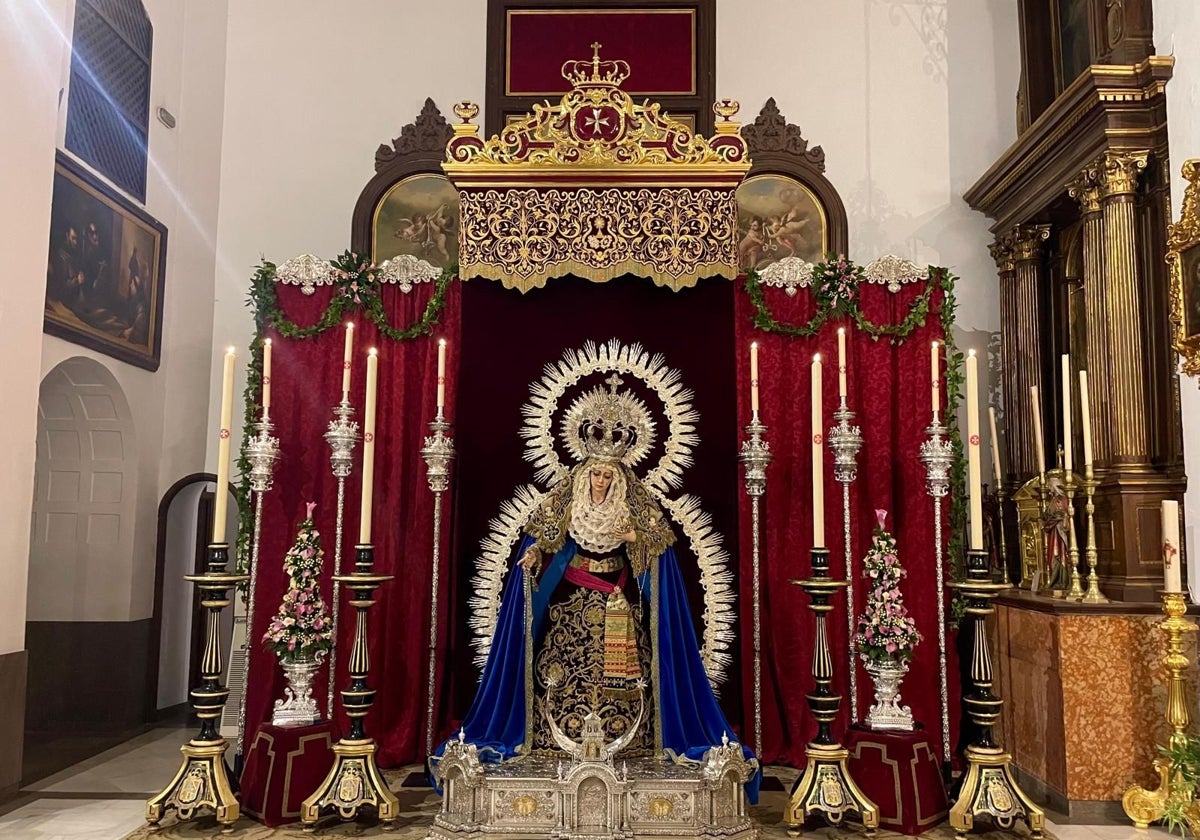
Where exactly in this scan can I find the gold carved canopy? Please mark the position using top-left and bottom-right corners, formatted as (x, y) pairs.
(442, 46), (751, 292)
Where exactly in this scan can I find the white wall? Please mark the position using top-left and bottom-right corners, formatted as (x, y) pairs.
(718, 0), (1019, 334)
(1158, 2), (1200, 572)
(0, 0), (71, 655)
(0, 0), (230, 639)
(209, 0), (489, 474)
(158, 481), (205, 709)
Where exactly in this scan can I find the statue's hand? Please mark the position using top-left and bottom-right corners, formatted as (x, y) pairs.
(519, 547), (541, 572)
(611, 529), (637, 544)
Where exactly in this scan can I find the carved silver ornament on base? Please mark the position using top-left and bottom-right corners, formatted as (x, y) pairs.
(430, 729), (759, 840)
(272, 650), (325, 727)
(862, 657), (914, 732)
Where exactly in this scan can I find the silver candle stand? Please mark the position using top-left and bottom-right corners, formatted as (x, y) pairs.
(738, 412), (771, 755)
(323, 399), (360, 720)
(918, 415), (953, 769)
(828, 398), (863, 721)
(420, 410), (456, 756)
(236, 417), (280, 758)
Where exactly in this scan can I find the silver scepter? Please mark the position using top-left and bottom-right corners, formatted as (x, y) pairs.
(421, 408), (456, 756)
(829, 397), (863, 721)
(323, 398), (359, 720)
(236, 414), (280, 758)
(738, 409), (771, 755)
(919, 412), (954, 770)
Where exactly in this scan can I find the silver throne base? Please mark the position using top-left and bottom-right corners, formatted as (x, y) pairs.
(432, 741), (759, 840)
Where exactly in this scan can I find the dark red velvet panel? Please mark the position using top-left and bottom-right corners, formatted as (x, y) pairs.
(734, 280), (961, 767)
(505, 10), (697, 95)
(243, 280), (461, 767)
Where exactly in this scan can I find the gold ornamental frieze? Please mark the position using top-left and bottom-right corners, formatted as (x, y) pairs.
(443, 45), (750, 290)
(458, 186), (739, 291)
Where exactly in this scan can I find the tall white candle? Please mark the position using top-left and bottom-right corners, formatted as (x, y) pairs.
(931, 340), (940, 417)
(812, 353), (825, 548)
(1061, 354), (1073, 474)
(1079, 370), (1093, 469)
(262, 338), (272, 421)
(437, 338), (447, 411)
(359, 348), (378, 544)
(750, 341), (760, 415)
(213, 347), (236, 543)
(1163, 500), (1182, 593)
(989, 406), (1003, 485)
(342, 322), (355, 401)
(1031, 385), (1046, 476)
(837, 327), (847, 399)
(966, 349), (983, 551)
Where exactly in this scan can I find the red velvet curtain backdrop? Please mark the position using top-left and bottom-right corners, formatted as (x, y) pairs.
(734, 278), (961, 767)
(244, 279), (461, 767)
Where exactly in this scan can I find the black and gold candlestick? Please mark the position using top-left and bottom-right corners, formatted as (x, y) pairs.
(786, 547), (879, 835)
(948, 549), (1044, 837)
(147, 543), (248, 832)
(301, 544), (398, 829)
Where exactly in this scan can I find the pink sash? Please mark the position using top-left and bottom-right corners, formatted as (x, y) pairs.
(563, 563), (628, 593)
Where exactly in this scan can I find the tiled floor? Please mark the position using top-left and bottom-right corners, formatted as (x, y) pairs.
(0, 729), (1179, 839)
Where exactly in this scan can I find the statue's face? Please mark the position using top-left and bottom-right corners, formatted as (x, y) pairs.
(589, 466), (614, 499)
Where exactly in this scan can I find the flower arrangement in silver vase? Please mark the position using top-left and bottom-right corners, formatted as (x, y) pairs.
(263, 502), (333, 726)
(854, 509), (920, 730)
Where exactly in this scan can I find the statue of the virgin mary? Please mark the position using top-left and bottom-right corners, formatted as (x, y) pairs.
(434, 369), (758, 800)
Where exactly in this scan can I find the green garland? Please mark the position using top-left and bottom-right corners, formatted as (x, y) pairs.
(233, 255), (455, 575)
(745, 262), (969, 603)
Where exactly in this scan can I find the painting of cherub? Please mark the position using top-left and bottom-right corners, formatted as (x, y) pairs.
(735, 174), (826, 271)
(372, 173), (460, 269)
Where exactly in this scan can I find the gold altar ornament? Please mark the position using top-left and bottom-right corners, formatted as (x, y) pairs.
(1168, 159), (1200, 379)
(443, 45), (751, 291)
(1123, 592), (1199, 829)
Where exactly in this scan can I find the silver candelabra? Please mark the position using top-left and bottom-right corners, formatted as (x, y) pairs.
(738, 411), (771, 755)
(421, 409), (456, 756)
(323, 398), (360, 720)
(828, 398), (863, 721)
(918, 415), (953, 769)
(236, 416), (280, 757)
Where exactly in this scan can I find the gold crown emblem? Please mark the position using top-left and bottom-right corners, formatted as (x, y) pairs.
(561, 42), (630, 89)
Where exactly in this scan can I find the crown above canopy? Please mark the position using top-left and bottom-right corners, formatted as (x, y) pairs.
(443, 47), (751, 290)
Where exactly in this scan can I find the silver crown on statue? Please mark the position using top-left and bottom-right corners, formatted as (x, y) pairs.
(561, 373), (655, 467)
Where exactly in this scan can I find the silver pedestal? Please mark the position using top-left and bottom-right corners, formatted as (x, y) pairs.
(432, 737), (759, 840)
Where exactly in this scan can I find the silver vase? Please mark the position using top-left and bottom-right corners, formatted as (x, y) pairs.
(862, 657), (915, 731)
(272, 650), (325, 727)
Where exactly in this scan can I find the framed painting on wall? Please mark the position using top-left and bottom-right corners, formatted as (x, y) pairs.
(735, 173), (828, 271)
(371, 173), (460, 270)
(44, 151), (166, 371)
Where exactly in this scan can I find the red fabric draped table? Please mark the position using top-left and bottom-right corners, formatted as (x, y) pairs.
(240, 721), (336, 826)
(845, 723), (948, 836)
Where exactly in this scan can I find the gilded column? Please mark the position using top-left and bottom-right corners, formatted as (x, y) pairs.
(1099, 151), (1150, 465)
(1068, 165), (1112, 468)
(991, 236), (1022, 481)
(1011, 224), (1051, 477)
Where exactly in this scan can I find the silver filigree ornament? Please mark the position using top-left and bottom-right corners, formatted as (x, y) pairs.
(919, 416), (954, 765)
(758, 257), (816, 297)
(421, 411), (457, 755)
(322, 400), (360, 719)
(378, 253), (440, 293)
(738, 415), (771, 754)
(829, 400), (864, 720)
(862, 254), (926, 293)
(275, 253), (335, 296)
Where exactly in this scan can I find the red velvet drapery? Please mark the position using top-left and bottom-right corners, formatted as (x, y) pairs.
(243, 280), (461, 766)
(734, 277), (961, 767)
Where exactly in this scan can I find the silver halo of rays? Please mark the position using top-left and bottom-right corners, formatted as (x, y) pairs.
(468, 338), (735, 689)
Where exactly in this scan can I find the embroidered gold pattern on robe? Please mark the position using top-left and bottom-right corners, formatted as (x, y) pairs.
(531, 583), (654, 756)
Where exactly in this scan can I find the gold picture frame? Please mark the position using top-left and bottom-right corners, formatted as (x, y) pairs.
(1169, 159), (1200, 379)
